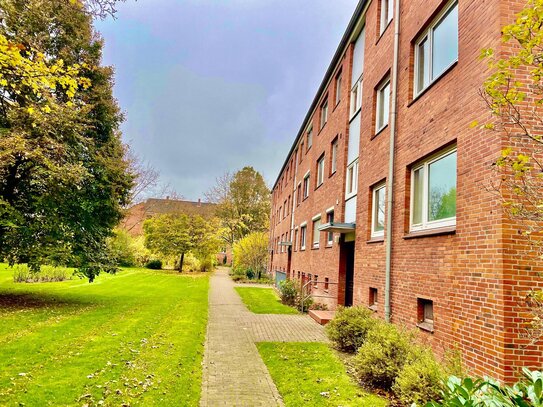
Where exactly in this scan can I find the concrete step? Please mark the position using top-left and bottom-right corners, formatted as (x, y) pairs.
(308, 310), (336, 325)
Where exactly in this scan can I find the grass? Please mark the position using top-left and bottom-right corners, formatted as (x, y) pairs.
(0, 263), (209, 406)
(257, 342), (387, 407)
(235, 286), (298, 314)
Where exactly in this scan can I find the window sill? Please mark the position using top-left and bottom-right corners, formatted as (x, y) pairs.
(329, 170), (336, 179)
(376, 20), (393, 45)
(325, 243), (333, 248)
(367, 237), (384, 244)
(315, 183), (323, 192)
(372, 124), (388, 140)
(403, 226), (456, 239)
(333, 100), (341, 113)
(317, 123), (327, 137)
(368, 304), (378, 312)
(311, 246), (320, 251)
(408, 61), (458, 107)
(417, 321), (434, 333)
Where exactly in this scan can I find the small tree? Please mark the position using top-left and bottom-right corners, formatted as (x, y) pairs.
(477, 0), (543, 344)
(143, 214), (193, 272)
(232, 232), (269, 280)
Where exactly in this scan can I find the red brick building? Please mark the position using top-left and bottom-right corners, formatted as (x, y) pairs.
(269, 0), (543, 381)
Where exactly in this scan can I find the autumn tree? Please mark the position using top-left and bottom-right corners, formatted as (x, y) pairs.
(0, 0), (134, 281)
(232, 232), (269, 280)
(477, 0), (543, 344)
(209, 167), (271, 246)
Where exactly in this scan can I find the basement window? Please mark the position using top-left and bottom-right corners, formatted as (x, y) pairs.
(369, 288), (378, 311)
(417, 298), (434, 332)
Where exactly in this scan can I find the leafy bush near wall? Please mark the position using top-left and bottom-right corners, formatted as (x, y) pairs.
(326, 306), (376, 353)
(145, 259), (162, 270)
(426, 368), (543, 407)
(354, 321), (416, 390)
(13, 264), (73, 283)
(278, 279), (298, 306)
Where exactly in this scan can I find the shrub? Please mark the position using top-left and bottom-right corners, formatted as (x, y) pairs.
(232, 232), (268, 279)
(279, 279), (298, 306)
(108, 228), (137, 267)
(199, 256), (215, 272)
(393, 348), (444, 405)
(13, 264), (73, 283)
(146, 259), (162, 270)
(326, 306), (376, 353)
(354, 321), (414, 390)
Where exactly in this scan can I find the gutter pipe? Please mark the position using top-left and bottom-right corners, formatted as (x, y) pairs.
(385, 0), (401, 323)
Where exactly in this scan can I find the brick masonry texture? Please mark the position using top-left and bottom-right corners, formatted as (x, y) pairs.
(268, 0), (543, 382)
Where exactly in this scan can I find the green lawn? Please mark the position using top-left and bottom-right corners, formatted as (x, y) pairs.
(257, 342), (387, 407)
(0, 264), (209, 406)
(235, 287), (298, 314)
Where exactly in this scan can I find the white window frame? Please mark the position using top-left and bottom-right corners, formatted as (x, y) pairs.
(413, 0), (459, 97)
(320, 99), (328, 129)
(380, 0), (394, 34)
(345, 159), (359, 200)
(410, 146), (457, 232)
(331, 138), (338, 174)
(312, 215), (321, 248)
(317, 155), (325, 187)
(375, 78), (390, 133)
(306, 126), (313, 150)
(371, 182), (386, 238)
(335, 72), (342, 105)
(326, 210), (334, 245)
(303, 172), (310, 199)
(350, 77), (362, 119)
(300, 223), (307, 250)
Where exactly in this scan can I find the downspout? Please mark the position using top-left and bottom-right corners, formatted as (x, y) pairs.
(385, 0), (401, 323)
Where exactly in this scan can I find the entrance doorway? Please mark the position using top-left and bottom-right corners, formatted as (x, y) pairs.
(344, 241), (354, 306)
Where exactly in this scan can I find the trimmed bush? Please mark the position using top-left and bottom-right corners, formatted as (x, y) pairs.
(353, 321), (414, 390)
(393, 348), (444, 405)
(13, 264), (73, 283)
(326, 306), (376, 353)
(145, 259), (162, 270)
(278, 279), (298, 306)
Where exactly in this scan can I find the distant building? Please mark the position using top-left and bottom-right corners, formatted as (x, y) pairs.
(269, 0), (543, 382)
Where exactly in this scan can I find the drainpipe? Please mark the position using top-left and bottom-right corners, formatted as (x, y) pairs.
(385, 0), (401, 323)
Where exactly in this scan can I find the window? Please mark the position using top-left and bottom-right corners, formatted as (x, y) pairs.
(316, 155), (325, 187)
(312, 216), (321, 248)
(306, 126), (313, 151)
(335, 71), (342, 105)
(300, 225), (307, 250)
(320, 99), (328, 129)
(417, 298), (434, 331)
(326, 211), (334, 245)
(331, 138), (338, 174)
(303, 173), (310, 199)
(371, 183), (386, 238)
(369, 288), (378, 309)
(324, 277), (329, 291)
(380, 0), (394, 34)
(299, 142), (304, 162)
(350, 78), (362, 118)
(296, 183), (302, 206)
(414, 1), (458, 96)
(376, 78), (390, 133)
(411, 147), (457, 231)
(294, 229), (298, 251)
(313, 274), (318, 287)
(346, 159), (359, 198)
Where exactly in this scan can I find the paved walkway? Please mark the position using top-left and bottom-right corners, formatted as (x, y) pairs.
(200, 267), (327, 406)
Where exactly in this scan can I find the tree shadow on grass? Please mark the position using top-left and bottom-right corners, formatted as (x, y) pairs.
(0, 292), (95, 311)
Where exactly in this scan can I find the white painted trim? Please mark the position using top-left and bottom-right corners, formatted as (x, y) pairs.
(325, 206), (335, 214)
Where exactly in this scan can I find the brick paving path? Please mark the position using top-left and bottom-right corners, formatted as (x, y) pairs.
(200, 267), (327, 406)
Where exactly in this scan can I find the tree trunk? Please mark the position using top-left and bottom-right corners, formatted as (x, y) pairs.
(179, 252), (185, 273)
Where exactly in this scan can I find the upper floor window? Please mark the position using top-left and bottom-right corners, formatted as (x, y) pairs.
(300, 224), (307, 250)
(296, 183), (301, 206)
(312, 216), (321, 248)
(326, 210), (334, 245)
(351, 78), (362, 118)
(317, 155), (325, 187)
(411, 147), (457, 231)
(299, 142), (304, 162)
(414, 1), (458, 96)
(303, 173), (310, 199)
(331, 138), (338, 175)
(371, 183), (386, 238)
(346, 159), (359, 199)
(335, 71), (342, 105)
(380, 0), (394, 34)
(376, 77), (390, 133)
(320, 99), (328, 129)
(307, 126), (313, 151)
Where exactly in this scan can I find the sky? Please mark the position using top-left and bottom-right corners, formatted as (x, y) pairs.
(95, 0), (357, 201)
